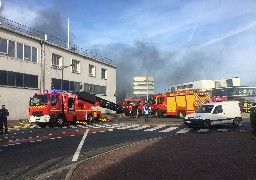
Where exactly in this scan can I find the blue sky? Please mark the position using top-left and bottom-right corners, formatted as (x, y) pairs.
(1, 0), (256, 94)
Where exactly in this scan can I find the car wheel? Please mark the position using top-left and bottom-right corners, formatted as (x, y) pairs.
(38, 123), (47, 128)
(232, 118), (240, 127)
(203, 120), (211, 129)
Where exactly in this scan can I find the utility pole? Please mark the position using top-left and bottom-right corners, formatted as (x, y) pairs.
(146, 73), (149, 101)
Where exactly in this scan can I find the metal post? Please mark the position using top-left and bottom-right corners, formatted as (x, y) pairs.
(146, 73), (148, 101)
(61, 67), (64, 92)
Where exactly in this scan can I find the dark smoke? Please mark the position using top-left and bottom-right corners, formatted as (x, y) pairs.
(100, 42), (225, 101)
(30, 8), (75, 46)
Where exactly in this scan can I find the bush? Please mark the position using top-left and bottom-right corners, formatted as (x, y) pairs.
(250, 107), (256, 134)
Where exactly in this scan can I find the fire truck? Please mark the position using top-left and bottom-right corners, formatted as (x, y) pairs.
(211, 96), (227, 102)
(29, 90), (124, 128)
(123, 98), (146, 116)
(151, 90), (210, 118)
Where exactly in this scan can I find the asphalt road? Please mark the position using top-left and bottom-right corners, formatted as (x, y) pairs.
(0, 116), (253, 179)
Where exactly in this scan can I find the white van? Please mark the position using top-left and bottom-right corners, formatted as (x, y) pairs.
(184, 101), (242, 128)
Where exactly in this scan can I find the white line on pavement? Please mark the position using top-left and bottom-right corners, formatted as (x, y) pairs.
(72, 129), (89, 162)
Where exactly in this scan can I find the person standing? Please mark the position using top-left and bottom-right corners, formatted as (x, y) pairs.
(143, 104), (150, 122)
(0, 105), (9, 135)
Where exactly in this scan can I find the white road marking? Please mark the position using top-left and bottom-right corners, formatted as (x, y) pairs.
(159, 127), (178, 132)
(130, 125), (151, 131)
(176, 128), (192, 134)
(216, 129), (227, 132)
(144, 125), (166, 132)
(72, 129), (89, 162)
(197, 129), (209, 133)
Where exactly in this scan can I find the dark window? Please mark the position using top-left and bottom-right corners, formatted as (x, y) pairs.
(17, 42), (23, 59)
(51, 78), (61, 90)
(0, 70), (7, 85)
(94, 85), (100, 94)
(100, 86), (106, 95)
(101, 68), (107, 79)
(16, 73), (24, 87)
(84, 83), (89, 92)
(32, 47), (37, 63)
(0, 37), (7, 54)
(7, 71), (16, 86)
(63, 80), (69, 91)
(52, 53), (61, 66)
(70, 81), (75, 91)
(24, 74), (38, 88)
(88, 84), (95, 93)
(8, 40), (15, 57)
(75, 82), (81, 92)
(31, 75), (38, 88)
(24, 45), (31, 60)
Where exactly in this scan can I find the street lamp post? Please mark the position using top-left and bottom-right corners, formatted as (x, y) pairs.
(60, 64), (74, 92)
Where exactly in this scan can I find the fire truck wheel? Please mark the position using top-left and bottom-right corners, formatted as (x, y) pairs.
(87, 114), (94, 124)
(155, 110), (160, 118)
(56, 115), (65, 126)
(203, 120), (211, 129)
(178, 111), (186, 119)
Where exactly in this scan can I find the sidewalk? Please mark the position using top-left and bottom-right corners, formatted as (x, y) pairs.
(70, 131), (256, 180)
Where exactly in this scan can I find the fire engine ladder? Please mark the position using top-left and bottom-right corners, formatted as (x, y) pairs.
(78, 91), (124, 113)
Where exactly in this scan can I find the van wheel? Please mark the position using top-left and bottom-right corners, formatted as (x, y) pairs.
(203, 120), (211, 129)
(233, 118), (240, 127)
(178, 111), (186, 119)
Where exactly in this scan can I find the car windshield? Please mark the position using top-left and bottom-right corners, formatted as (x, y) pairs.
(30, 95), (50, 106)
(196, 105), (214, 113)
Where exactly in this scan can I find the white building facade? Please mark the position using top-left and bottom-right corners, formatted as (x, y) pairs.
(133, 76), (154, 100)
(0, 24), (117, 120)
(170, 77), (241, 92)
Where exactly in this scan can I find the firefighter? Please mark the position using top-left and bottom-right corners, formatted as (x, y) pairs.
(143, 104), (150, 122)
(132, 102), (138, 118)
(0, 105), (9, 135)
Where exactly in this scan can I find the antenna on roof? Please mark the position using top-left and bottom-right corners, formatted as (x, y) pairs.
(67, 18), (70, 49)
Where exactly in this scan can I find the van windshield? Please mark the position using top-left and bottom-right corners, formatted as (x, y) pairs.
(196, 105), (214, 113)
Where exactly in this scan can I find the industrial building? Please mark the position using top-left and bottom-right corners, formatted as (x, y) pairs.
(133, 76), (154, 100)
(0, 22), (117, 120)
(170, 77), (256, 99)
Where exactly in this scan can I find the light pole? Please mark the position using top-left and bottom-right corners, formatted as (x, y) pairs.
(60, 64), (74, 92)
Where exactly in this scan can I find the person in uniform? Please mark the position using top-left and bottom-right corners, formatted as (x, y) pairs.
(143, 104), (150, 122)
(0, 105), (9, 135)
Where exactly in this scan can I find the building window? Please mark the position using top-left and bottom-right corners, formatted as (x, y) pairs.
(0, 70), (37, 88)
(8, 40), (15, 57)
(101, 68), (107, 79)
(32, 47), (37, 63)
(24, 45), (31, 61)
(52, 53), (62, 68)
(72, 59), (80, 73)
(89, 64), (95, 77)
(0, 37), (7, 54)
(17, 42), (23, 59)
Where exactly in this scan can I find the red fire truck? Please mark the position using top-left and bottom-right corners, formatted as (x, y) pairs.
(150, 90), (210, 118)
(211, 96), (227, 102)
(29, 91), (123, 128)
(123, 98), (146, 116)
